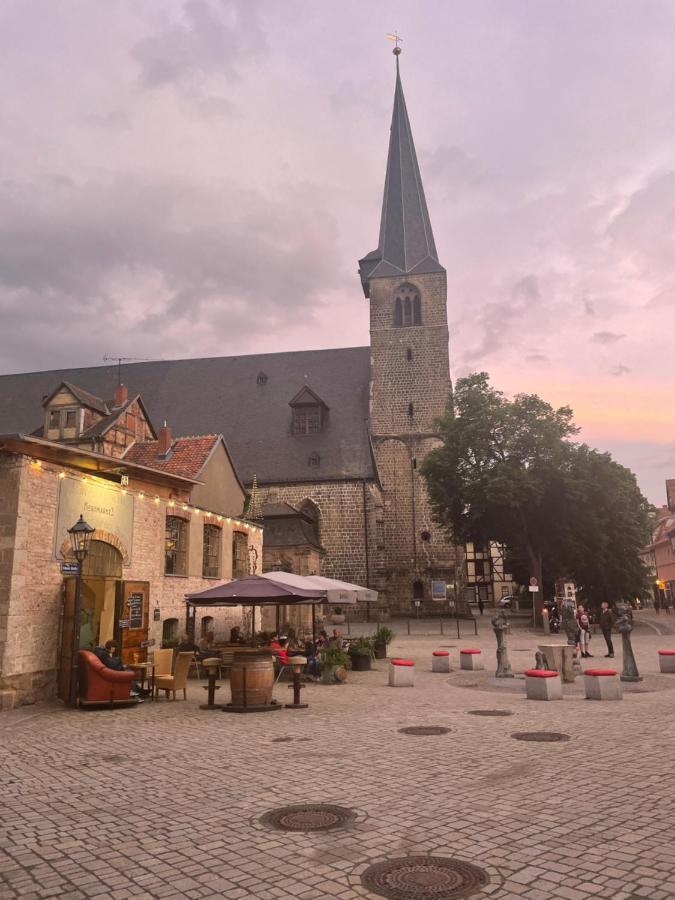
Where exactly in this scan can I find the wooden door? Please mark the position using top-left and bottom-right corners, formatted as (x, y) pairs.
(58, 578), (78, 701)
(117, 581), (150, 665)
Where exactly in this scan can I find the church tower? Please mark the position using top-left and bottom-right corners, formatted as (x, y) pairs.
(359, 48), (458, 612)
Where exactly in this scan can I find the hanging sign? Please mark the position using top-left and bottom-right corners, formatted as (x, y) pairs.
(60, 562), (80, 574)
(140, 639), (156, 648)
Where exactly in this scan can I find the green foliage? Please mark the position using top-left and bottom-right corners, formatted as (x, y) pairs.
(374, 625), (394, 645)
(422, 372), (653, 606)
(348, 637), (375, 658)
(332, 607), (343, 615)
(320, 645), (351, 667)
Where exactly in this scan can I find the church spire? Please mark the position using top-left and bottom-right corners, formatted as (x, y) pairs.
(359, 47), (444, 297)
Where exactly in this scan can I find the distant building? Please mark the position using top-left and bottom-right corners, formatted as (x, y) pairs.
(645, 482), (675, 608)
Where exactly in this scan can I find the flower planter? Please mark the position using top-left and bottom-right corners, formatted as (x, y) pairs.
(330, 614), (346, 625)
(373, 640), (387, 660)
(350, 654), (372, 672)
(321, 664), (348, 683)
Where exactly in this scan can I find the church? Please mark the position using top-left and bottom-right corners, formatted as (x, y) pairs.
(0, 53), (460, 615)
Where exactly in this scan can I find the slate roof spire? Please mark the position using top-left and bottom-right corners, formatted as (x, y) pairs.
(359, 48), (444, 297)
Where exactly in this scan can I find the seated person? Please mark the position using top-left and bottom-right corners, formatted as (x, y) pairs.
(329, 627), (343, 647)
(268, 632), (282, 650)
(93, 640), (146, 700)
(229, 625), (244, 644)
(277, 637), (290, 665)
(198, 630), (215, 654)
(316, 630), (329, 649)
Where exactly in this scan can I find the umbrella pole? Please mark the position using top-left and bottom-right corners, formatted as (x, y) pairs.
(312, 604), (316, 646)
(251, 604), (256, 646)
(276, 605), (280, 635)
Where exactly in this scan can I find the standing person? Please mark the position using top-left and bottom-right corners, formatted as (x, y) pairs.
(599, 601), (615, 658)
(477, 597), (485, 616)
(576, 604), (592, 658)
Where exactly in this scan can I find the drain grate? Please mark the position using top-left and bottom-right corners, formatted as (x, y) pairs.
(468, 709), (513, 717)
(399, 726), (451, 736)
(362, 856), (489, 899)
(260, 803), (356, 832)
(511, 731), (570, 743)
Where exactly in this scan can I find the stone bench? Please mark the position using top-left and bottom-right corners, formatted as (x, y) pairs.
(524, 668), (563, 700)
(431, 650), (450, 673)
(389, 658), (415, 687)
(658, 650), (675, 674)
(583, 668), (622, 700)
(460, 648), (483, 671)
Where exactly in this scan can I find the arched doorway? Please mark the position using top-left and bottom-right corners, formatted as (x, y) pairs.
(59, 541), (151, 700)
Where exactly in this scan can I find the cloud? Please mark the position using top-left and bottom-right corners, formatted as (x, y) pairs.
(590, 331), (626, 344)
(526, 353), (549, 364)
(460, 274), (541, 363)
(610, 364), (631, 376)
(131, 0), (267, 90)
(0, 174), (341, 372)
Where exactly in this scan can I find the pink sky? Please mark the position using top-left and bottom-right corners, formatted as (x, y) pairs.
(0, 1), (674, 503)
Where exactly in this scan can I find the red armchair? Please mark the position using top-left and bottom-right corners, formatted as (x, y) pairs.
(78, 650), (134, 707)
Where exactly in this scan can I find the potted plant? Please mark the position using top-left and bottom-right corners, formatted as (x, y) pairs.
(319, 645), (350, 683)
(348, 637), (374, 671)
(373, 625), (394, 659)
(330, 606), (346, 625)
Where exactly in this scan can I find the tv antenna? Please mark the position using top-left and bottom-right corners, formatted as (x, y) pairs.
(103, 355), (154, 385)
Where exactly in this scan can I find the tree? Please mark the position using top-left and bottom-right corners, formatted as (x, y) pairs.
(422, 373), (652, 617)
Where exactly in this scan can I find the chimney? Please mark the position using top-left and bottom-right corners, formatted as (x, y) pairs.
(157, 421), (173, 456)
(113, 383), (129, 407)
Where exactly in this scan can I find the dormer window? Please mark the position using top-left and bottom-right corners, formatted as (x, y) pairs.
(257, 372), (268, 385)
(289, 385), (329, 436)
(393, 283), (422, 327)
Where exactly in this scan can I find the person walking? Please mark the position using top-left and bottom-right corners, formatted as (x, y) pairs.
(599, 601), (615, 658)
(576, 604), (592, 658)
(477, 597), (485, 616)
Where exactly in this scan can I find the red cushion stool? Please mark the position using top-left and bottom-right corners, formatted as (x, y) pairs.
(658, 650), (675, 673)
(524, 668), (562, 700)
(584, 667), (622, 700)
(389, 658), (415, 687)
(460, 648), (483, 671)
(432, 649), (451, 673)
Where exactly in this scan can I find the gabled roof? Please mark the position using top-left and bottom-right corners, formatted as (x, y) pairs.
(43, 381), (109, 415)
(124, 434), (221, 481)
(0, 347), (377, 485)
(289, 386), (328, 408)
(80, 395), (156, 441)
(359, 55), (444, 296)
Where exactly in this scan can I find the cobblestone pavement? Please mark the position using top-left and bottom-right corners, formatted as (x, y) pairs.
(2, 614), (675, 900)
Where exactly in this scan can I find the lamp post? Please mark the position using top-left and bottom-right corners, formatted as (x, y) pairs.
(67, 514), (95, 707)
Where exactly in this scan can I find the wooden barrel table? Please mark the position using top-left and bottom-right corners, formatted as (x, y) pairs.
(228, 650), (276, 711)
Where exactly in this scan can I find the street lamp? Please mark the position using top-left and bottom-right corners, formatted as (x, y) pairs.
(67, 514), (95, 707)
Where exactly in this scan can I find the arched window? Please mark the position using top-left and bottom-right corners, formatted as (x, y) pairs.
(162, 617), (179, 646)
(165, 516), (188, 575)
(201, 615), (214, 637)
(413, 580), (424, 600)
(232, 531), (249, 577)
(393, 283), (422, 327)
(202, 524), (221, 578)
(81, 541), (122, 578)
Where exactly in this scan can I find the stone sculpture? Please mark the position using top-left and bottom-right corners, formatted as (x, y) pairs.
(615, 602), (642, 683)
(492, 612), (514, 678)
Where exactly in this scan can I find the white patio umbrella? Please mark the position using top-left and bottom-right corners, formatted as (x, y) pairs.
(260, 571), (376, 604)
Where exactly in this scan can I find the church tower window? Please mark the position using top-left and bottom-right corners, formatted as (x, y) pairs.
(413, 295), (422, 324)
(393, 283), (422, 328)
(394, 297), (403, 326)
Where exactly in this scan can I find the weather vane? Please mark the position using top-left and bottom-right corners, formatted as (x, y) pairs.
(386, 31), (403, 56)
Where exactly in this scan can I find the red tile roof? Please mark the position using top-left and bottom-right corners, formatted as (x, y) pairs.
(124, 435), (219, 480)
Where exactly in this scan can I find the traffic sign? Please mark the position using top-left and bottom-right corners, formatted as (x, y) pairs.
(529, 576), (538, 586)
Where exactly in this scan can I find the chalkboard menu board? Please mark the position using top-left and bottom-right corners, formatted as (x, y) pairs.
(128, 592), (144, 629)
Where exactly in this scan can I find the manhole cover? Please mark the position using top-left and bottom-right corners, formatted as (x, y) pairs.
(468, 709), (513, 717)
(511, 731), (570, 743)
(260, 804), (356, 832)
(362, 856), (489, 899)
(399, 726), (451, 736)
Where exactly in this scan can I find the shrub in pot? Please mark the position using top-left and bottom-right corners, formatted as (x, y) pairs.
(320, 645), (350, 683)
(330, 606), (346, 625)
(348, 637), (374, 671)
(373, 625), (394, 659)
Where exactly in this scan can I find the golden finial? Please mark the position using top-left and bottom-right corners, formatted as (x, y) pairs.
(386, 32), (403, 56)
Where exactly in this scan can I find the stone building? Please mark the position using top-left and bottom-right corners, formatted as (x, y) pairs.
(0, 384), (262, 708)
(0, 54), (460, 614)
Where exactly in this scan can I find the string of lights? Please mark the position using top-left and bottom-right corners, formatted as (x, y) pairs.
(27, 456), (263, 533)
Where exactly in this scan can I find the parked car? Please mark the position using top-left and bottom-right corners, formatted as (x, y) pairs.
(498, 595), (515, 609)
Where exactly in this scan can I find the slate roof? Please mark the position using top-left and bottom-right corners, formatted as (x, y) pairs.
(260, 502), (323, 550)
(359, 57), (444, 296)
(0, 347), (376, 485)
(124, 434), (220, 481)
(45, 381), (109, 415)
